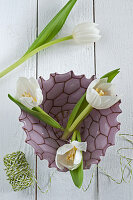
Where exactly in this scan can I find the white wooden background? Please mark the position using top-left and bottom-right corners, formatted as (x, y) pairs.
(0, 0), (133, 200)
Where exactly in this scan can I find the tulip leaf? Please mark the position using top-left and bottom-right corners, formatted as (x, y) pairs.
(8, 94), (64, 131)
(26, 0), (77, 54)
(0, 0), (77, 78)
(66, 93), (86, 129)
(69, 69), (120, 188)
(101, 68), (120, 83)
(70, 130), (83, 188)
(70, 160), (83, 188)
(65, 68), (120, 129)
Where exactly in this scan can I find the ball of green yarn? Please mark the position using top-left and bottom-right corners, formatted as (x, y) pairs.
(3, 151), (34, 191)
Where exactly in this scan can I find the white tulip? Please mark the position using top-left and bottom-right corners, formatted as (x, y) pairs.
(86, 78), (120, 109)
(15, 77), (43, 109)
(55, 141), (87, 170)
(72, 22), (101, 44)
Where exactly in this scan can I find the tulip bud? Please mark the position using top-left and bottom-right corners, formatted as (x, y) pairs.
(72, 22), (101, 44)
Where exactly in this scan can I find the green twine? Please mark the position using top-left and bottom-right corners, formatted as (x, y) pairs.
(82, 133), (133, 191)
(3, 151), (54, 193)
(82, 166), (97, 192)
(3, 151), (34, 191)
(3, 134), (133, 192)
(34, 171), (55, 194)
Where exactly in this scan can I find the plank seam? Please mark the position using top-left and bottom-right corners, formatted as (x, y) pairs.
(35, 0), (39, 200)
(93, 0), (97, 76)
(93, 0), (99, 199)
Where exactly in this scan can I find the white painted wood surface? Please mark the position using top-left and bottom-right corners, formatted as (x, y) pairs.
(37, 0), (97, 199)
(95, 0), (133, 200)
(0, 0), (133, 200)
(0, 1), (37, 200)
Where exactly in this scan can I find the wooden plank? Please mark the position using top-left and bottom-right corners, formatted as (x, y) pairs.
(95, 0), (133, 199)
(0, 0), (37, 199)
(37, 0), (97, 199)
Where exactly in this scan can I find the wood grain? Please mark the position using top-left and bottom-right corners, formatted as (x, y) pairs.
(0, 0), (133, 199)
(0, 0), (37, 199)
(37, 0), (97, 199)
(95, 0), (133, 199)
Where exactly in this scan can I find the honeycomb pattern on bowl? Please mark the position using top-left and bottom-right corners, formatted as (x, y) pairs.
(19, 71), (121, 171)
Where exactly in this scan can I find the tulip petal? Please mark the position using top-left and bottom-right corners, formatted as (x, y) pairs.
(16, 77), (30, 98)
(56, 143), (74, 155)
(55, 154), (65, 170)
(72, 141), (87, 152)
(29, 77), (40, 89)
(74, 150), (82, 165)
(56, 153), (77, 170)
(98, 83), (112, 91)
(15, 77), (43, 109)
(100, 96), (120, 109)
(36, 88), (43, 105)
(88, 78), (107, 90)
(28, 78), (40, 99)
(86, 88), (101, 107)
(19, 97), (37, 109)
(73, 22), (101, 44)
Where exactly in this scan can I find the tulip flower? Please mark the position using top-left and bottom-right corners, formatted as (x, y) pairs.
(55, 141), (87, 170)
(62, 70), (120, 140)
(15, 77), (43, 109)
(72, 22), (101, 44)
(86, 78), (120, 109)
(9, 76), (65, 130)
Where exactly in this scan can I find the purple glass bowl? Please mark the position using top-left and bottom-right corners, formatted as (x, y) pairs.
(19, 71), (121, 171)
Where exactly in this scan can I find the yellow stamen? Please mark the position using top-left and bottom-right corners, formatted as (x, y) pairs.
(96, 88), (105, 96)
(66, 146), (77, 161)
(22, 92), (37, 102)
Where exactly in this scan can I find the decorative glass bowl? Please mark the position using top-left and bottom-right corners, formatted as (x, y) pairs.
(19, 71), (121, 171)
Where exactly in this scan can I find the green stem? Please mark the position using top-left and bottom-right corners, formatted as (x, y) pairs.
(62, 104), (93, 140)
(0, 35), (73, 78)
(76, 130), (81, 142)
(32, 106), (64, 131)
(71, 130), (77, 142)
(69, 104), (93, 132)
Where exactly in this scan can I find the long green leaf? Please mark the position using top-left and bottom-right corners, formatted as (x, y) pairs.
(101, 68), (120, 83)
(8, 94), (64, 130)
(69, 69), (120, 187)
(70, 160), (83, 188)
(0, 0), (77, 78)
(70, 130), (83, 188)
(66, 93), (86, 129)
(66, 68), (120, 129)
(26, 0), (77, 54)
